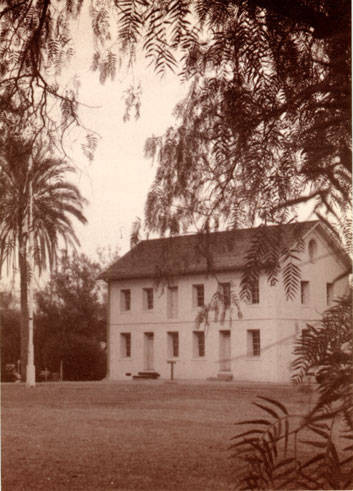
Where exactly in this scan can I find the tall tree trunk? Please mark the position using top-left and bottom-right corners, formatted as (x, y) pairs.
(18, 233), (28, 380)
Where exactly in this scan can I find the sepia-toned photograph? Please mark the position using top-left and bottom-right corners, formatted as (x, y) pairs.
(1, 1), (351, 490)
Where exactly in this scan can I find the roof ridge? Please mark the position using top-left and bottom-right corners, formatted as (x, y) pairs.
(100, 220), (322, 281)
(137, 220), (320, 245)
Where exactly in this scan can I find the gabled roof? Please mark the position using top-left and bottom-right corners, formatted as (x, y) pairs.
(99, 220), (343, 282)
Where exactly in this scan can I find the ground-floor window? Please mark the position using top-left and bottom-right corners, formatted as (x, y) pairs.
(326, 282), (333, 306)
(193, 331), (205, 357)
(120, 333), (131, 357)
(167, 332), (179, 358)
(247, 329), (260, 357)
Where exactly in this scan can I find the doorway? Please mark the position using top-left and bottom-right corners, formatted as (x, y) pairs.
(219, 330), (231, 371)
(144, 332), (154, 370)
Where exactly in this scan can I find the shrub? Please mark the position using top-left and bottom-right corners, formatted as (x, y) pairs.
(230, 292), (353, 490)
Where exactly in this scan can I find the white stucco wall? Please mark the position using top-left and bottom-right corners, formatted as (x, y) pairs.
(107, 227), (349, 383)
(273, 227), (349, 382)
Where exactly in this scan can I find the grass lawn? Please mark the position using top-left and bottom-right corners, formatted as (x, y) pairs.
(2, 380), (314, 490)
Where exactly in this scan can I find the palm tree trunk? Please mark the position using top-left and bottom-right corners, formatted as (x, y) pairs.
(18, 234), (28, 380)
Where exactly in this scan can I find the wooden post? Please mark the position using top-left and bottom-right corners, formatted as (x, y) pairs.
(167, 360), (176, 381)
(59, 360), (63, 381)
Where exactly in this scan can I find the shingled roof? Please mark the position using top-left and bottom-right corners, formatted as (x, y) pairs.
(99, 221), (330, 282)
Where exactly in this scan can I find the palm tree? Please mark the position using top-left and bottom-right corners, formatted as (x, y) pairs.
(0, 138), (87, 379)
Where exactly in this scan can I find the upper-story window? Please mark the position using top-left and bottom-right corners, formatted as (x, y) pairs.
(143, 288), (154, 310)
(120, 289), (131, 311)
(220, 282), (231, 307)
(250, 278), (260, 304)
(300, 281), (310, 305)
(308, 239), (318, 263)
(193, 284), (204, 307)
(167, 286), (178, 318)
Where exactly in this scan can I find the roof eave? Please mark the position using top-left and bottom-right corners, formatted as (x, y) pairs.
(313, 223), (352, 269)
(102, 264), (245, 282)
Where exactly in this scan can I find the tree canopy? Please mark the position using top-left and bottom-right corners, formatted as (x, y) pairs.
(0, 1), (350, 167)
(231, 290), (353, 489)
(0, 1), (351, 240)
(35, 250), (106, 380)
(143, 0), (350, 236)
(0, 306), (21, 381)
(0, 137), (87, 377)
(0, 137), (87, 274)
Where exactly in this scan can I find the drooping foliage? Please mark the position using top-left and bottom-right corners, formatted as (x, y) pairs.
(230, 292), (353, 490)
(140, 0), (351, 299)
(0, 1), (351, 305)
(0, 0), (195, 153)
(144, 0), (351, 235)
(35, 250), (107, 381)
(0, 0), (86, 152)
(239, 223), (305, 301)
(194, 281), (243, 334)
(0, 1), (350, 175)
(292, 293), (353, 425)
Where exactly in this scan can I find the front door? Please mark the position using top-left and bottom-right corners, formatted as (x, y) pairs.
(219, 331), (231, 371)
(144, 332), (154, 370)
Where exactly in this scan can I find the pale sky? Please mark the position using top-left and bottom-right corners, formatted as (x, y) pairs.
(70, 71), (187, 259)
(63, 7), (316, 265)
(63, 12), (189, 260)
(0, 11), (188, 292)
(1, 7), (315, 292)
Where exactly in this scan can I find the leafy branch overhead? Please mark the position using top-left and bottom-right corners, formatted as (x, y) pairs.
(0, 2), (350, 188)
(0, 0), (194, 151)
(144, 0), (350, 235)
(1, 0), (351, 311)
(239, 224), (305, 301)
(195, 282), (242, 333)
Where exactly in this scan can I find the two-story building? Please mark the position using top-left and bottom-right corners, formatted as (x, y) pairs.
(100, 221), (350, 383)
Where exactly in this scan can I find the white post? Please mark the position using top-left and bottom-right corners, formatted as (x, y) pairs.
(26, 157), (35, 387)
(105, 282), (111, 380)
